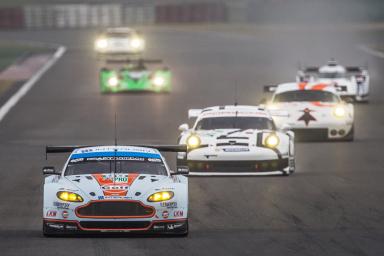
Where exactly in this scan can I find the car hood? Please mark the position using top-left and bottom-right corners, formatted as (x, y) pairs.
(64, 173), (173, 200)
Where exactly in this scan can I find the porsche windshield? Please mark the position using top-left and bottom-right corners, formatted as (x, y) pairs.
(318, 72), (345, 79)
(195, 116), (275, 130)
(65, 154), (167, 176)
(273, 90), (339, 103)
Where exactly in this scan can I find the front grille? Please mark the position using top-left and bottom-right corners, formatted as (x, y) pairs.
(292, 128), (328, 141)
(76, 201), (154, 218)
(79, 221), (151, 230)
(216, 143), (249, 147)
(188, 159), (288, 173)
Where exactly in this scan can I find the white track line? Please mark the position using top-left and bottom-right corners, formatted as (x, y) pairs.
(358, 45), (384, 59)
(0, 45), (66, 124)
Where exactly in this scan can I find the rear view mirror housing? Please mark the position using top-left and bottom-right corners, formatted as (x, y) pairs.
(171, 166), (190, 176)
(178, 123), (189, 132)
(43, 166), (59, 175)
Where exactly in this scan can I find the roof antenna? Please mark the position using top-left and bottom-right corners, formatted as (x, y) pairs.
(234, 80), (238, 106)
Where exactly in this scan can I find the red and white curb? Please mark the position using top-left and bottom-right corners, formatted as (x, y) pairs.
(0, 45), (66, 123)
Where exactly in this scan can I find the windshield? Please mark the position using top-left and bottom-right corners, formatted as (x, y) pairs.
(65, 155), (167, 176)
(273, 90), (339, 103)
(318, 72), (345, 79)
(195, 116), (275, 130)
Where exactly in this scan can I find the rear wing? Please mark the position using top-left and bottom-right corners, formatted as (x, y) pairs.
(263, 85), (277, 93)
(188, 109), (202, 119)
(345, 66), (364, 73)
(46, 144), (187, 158)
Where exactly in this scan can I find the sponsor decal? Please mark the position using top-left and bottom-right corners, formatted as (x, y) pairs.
(162, 211), (169, 219)
(53, 201), (70, 209)
(160, 202), (178, 209)
(298, 108), (316, 126)
(46, 210), (57, 217)
(167, 223), (184, 230)
(62, 210), (69, 219)
(173, 210), (184, 217)
(98, 196), (132, 200)
(148, 158), (162, 163)
(93, 173), (139, 196)
(223, 148), (249, 152)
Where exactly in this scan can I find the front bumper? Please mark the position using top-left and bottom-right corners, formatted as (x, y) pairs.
(43, 218), (187, 235)
(178, 158), (292, 176)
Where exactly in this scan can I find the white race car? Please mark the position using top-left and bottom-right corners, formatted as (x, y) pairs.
(296, 59), (369, 102)
(43, 145), (189, 236)
(177, 105), (295, 176)
(94, 27), (145, 58)
(264, 82), (354, 141)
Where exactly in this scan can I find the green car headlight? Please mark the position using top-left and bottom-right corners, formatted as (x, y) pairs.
(152, 76), (165, 87)
(57, 191), (83, 202)
(147, 191), (174, 202)
(107, 76), (119, 87)
(264, 134), (280, 148)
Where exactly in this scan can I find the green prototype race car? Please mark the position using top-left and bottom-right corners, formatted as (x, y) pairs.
(100, 59), (171, 93)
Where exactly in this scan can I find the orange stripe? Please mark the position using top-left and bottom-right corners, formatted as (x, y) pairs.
(311, 83), (328, 91)
(298, 82), (307, 90)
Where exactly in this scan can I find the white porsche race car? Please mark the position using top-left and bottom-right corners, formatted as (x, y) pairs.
(43, 145), (189, 236)
(264, 82), (354, 141)
(94, 27), (145, 59)
(177, 105), (295, 176)
(296, 59), (369, 102)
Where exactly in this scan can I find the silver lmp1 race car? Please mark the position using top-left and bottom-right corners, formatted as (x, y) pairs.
(264, 82), (354, 141)
(94, 27), (145, 59)
(177, 105), (295, 176)
(296, 59), (370, 102)
(43, 145), (189, 236)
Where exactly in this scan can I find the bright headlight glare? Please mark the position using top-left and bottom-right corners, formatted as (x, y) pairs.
(264, 134), (280, 148)
(333, 106), (346, 118)
(57, 191), (83, 202)
(186, 134), (201, 149)
(107, 76), (119, 87)
(152, 76), (165, 87)
(95, 38), (107, 49)
(147, 191), (174, 202)
(130, 37), (144, 49)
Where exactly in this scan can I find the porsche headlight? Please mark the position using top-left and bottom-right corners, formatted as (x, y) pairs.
(264, 134), (280, 148)
(107, 76), (119, 87)
(95, 38), (107, 49)
(186, 134), (201, 149)
(152, 76), (165, 87)
(57, 191), (83, 202)
(130, 37), (144, 50)
(333, 106), (346, 118)
(147, 191), (174, 202)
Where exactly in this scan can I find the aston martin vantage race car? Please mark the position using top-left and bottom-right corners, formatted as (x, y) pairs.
(94, 27), (145, 59)
(264, 82), (354, 141)
(43, 145), (189, 236)
(296, 59), (369, 102)
(99, 59), (171, 93)
(177, 105), (295, 176)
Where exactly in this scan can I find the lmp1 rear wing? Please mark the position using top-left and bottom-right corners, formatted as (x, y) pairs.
(188, 109), (202, 119)
(46, 144), (187, 158)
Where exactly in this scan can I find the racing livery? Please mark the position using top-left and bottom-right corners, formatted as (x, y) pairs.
(296, 59), (369, 102)
(100, 59), (171, 93)
(94, 27), (145, 59)
(264, 82), (354, 141)
(43, 145), (189, 236)
(177, 105), (295, 176)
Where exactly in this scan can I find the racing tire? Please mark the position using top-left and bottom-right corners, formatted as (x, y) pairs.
(342, 125), (354, 142)
(173, 220), (188, 237)
(43, 222), (61, 237)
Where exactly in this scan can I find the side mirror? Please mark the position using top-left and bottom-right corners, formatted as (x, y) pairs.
(171, 166), (189, 176)
(43, 166), (59, 175)
(259, 98), (267, 104)
(343, 97), (354, 104)
(280, 123), (292, 132)
(178, 123), (189, 132)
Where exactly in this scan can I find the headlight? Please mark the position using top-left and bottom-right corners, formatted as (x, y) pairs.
(152, 76), (165, 87)
(186, 134), (201, 149)
(264, 134), (280, 148)
(107, 76), (119, 87)
(57, 191), (83, 202)
(95, 38), (107, 49)
(333, 106), (346, 118)
(147, 191), (174, 202)
(130, 37), (144, 50)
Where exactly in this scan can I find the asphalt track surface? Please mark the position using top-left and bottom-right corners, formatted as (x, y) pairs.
(0, 26), (384, 256)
